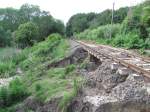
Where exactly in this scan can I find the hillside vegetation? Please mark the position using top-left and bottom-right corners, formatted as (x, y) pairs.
(67, 0), (150, 53)
(0, 4), (65, 48)
(0, 34), (82, 111)
(0, 0), (150, 111)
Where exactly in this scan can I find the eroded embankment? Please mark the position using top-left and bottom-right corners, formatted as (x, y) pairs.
(14, 40), (150, 112)
(14, 40), (89, 112)
(67, 55), (150, 112)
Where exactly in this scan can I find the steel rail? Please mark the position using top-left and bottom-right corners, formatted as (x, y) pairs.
(80, 40), (150, 63)
(73, 40), (150, 79)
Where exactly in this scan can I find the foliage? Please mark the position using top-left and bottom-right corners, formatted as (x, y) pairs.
(0, 48), (19, 61)
(77, 24), (121, 40)
(0, 78), (29, 107)
(13, 22), (39, 48)
(0, 27), (12, 47)
(0, 48), (28, 77)
(36, 16), (65, 41)
(112, 33), (146, 49)
(121, 1), (150, 39)
(0, 33), (65, 77)
(0, 33), (73, 101)
(0, 34), (73, 110)
(65, 64), (76, 74)
(77, 26), (150, 49)
(59, 79), (79, 112)
(0, 4), (65, 47)
(66, 7), (128, 36)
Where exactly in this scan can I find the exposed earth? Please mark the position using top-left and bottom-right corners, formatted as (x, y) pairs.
(2, 40), (150, 112)
(66, 40), (150, 112)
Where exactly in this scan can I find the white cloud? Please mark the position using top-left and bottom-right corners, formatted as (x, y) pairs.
(0, 0), (143, 23)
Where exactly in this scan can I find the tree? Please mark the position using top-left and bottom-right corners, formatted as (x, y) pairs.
(35, 16), (65, 41)
(0, 26), (12, 47)
(143, 6), (150, 27)
(66, 7), (128, 37)
(19, 4), (41, 23)
(0, 8), (19, 32)
(66, 13), (89, 36)
(14, 22), (39, 48)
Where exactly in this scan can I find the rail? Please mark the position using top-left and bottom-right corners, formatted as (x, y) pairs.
(73, 39), (150, 79)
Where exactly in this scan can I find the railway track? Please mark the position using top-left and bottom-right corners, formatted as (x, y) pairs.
(73, 40), (150, 79)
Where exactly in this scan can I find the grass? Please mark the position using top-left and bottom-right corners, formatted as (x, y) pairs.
(0, 33), (84, 111)
(0, 78), (29, 107)
(0, 48), (20, 61)
(59, 79), (81, 112)
(76, 24), (150, 50)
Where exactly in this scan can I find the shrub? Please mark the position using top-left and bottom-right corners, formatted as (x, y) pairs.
(0, 86), (9, 106)
(9, 78), (29, 101)
(112, 33), (147, 49)
(32, 33), (61, 57)
(59, 79), (79, 112)
(65, 64), (76, 74)
(144, 38), (150, 49)
(0, 27), (12, 47)
(35, 83), (42, 92)
(14, 22), (39, 48)
(0, 49), (28, 77)
(0, 78), (29, 107)
(77, 24), (121, 39)
(0, 61), (16, 77)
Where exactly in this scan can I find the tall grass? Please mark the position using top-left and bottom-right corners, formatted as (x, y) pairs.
(0, 78), (29, 107)
(77, 24), (150, 49)
(0, 49), (28, 77)
(77, 24), (121, 40)
(59, 79), (80, 112)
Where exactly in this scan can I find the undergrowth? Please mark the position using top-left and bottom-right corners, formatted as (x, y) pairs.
(0, 33), (83, 111)
(77, 24), (150, 50)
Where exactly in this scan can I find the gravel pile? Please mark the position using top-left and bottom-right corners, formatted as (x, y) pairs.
(68, 58), (150, 112)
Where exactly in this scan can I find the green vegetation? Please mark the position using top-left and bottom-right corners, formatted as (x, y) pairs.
(66, 7), (128, 36)
(0, 78), (29, 107)
(0, 0), (150, 111)
(77, 24), (121, 40)
(14, 22), (39, 48)
(0, 4), (65, 47)
(75, 0), (150, 50)
(0, 27), (12, 47)
(59, 79), (80, 112)
(0, 34), (83, 111)
(0, 48), (19, 60)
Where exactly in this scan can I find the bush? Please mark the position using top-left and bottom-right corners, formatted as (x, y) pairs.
(0, 78), (29, 107)
(144, 38), (150, 49)
(112, 33), (147, 49)
(14, 22), (39, 48)
(0, 49), (28, 77)
(59, 79), (79, 112)
(0, 27), (12, 47)
(65, 64), (76, 74)
(32, 33), (61, 57)
(0, 61), (16, 77)
(77, 24), (121, 40)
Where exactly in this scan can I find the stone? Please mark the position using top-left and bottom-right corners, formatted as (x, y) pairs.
(132, 73), (144, 81)
(118, 67), (129, 76)
(145, 83), (150, 94)
(111, 63), (119, 70)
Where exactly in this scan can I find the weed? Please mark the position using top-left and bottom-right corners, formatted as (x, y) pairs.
(65, 64), (76, 75)
(59, 79), (80, 112)
(0, 78), (29, 107)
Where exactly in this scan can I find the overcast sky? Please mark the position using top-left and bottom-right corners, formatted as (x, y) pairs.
(0, 0), (143, 23)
